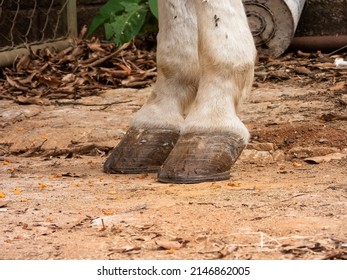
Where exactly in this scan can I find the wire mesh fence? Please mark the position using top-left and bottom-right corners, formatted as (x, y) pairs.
(0, 0), (77, 66)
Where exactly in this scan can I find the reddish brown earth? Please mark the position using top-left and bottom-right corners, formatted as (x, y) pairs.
(0, 81), (346, 260)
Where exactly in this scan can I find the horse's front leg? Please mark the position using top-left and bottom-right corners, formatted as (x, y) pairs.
(158, 0), (257, 183)
(104, 0), (199, 174)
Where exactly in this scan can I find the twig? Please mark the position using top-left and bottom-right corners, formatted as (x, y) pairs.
(53, 100), (132, 107)
(328, 44), (347, 56)
(101, 219), (106, 231)
(83, 42), (131, 68)
(20, 139), (48, 157)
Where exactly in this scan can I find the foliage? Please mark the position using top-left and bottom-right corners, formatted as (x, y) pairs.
(148, 0), (158, 19)
(87, 0), (158, 46)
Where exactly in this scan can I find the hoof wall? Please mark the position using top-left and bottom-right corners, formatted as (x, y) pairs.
(104, 128), (179, 174)
(157, 132), (245, 184)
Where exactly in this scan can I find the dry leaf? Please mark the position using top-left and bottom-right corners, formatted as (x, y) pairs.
(6, 76), (29, 91)
(292, 162), (302, 167)
(79, 25), (88, 39)
(20, 198), (29, 202)
(38, 183), (47, 189)
(119, 64), (132, 75)
(38, 75), (61, 87)
(16, 96), (51, 106)
(0, 192), (6, 199)
(61, 73), (76, 83)
(329, 81), (345, 91)
(18, 72), (36, 84)
(227, 182), (240, 187)
(120, 246), (141, 253)
(102, 209), (113, 215)
(16, 55), (31, 71)
(12, 189), (22, 195)
(88, 41), (105, 52)
(155, 240), (183, 250)
(293, 66), (312, 75)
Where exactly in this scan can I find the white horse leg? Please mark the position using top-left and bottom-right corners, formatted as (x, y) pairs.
(104, 0), (199, 173)
(158, 0), (256, 183)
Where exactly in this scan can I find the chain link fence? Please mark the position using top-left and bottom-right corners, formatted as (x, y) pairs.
(0, 0), (77, 66)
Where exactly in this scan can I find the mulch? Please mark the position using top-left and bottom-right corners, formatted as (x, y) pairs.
(0, 30), (346, 105)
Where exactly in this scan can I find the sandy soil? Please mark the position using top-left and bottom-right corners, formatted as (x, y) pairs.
(0, 82), (346, 260)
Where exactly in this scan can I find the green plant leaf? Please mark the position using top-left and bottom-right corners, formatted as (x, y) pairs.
(109, 2), (148, 46)
(148, 0), (158, 19)
(87, 0), (125, 37)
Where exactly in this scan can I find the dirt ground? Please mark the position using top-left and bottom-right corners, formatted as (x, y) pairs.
(1, 80), (346, 260)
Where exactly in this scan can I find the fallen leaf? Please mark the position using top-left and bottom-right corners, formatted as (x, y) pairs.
(46, 218), (54, 223)
(102, 209), (113, 215)
(22, 223), (29, 229)
(61, 172), (80, 178)
(18, 72), (36, 84)
(118, 64), (132, 75)
(38, 183), (48, 189)
(61, 73), (76, 83)
(20, 198), (29, 202)
(3, 161), (9, 165)
(12, 189), (22, 195)
(107, 190), (117, 195)
(0, 192), (6, 199)
(16, 54), (31, 71)
(120, 246), (141, 253)
(292, 162), (302, 167)
(6, 76), (29, 91)
(314, 62), (335, 68)
(87, 41), (105, 52)
(293, 66), (312, 75)
(155, 240), (183, 250)
(38, 75), (61, 87)
(330, 81), (345, 91)
(227, 182), (240, 187)
(16, 96), (51, 106)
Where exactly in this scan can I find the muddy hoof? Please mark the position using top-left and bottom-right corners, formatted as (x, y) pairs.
(158, 132), (246, 184)
(104, 127), (179, 174)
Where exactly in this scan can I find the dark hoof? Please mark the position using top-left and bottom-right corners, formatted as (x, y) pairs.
(157, 132), (246, 184)
(104, 127), (179, 174)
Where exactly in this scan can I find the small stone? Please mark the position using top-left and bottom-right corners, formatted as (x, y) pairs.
(247, 142), (275, 151)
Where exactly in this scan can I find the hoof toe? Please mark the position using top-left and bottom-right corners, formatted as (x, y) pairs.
(104, 128), (179, 174)
(157, 132), (246, 184)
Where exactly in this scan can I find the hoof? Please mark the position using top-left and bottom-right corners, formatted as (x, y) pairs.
(104, 127), (179, 174)
(157, 132), (246, 184)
